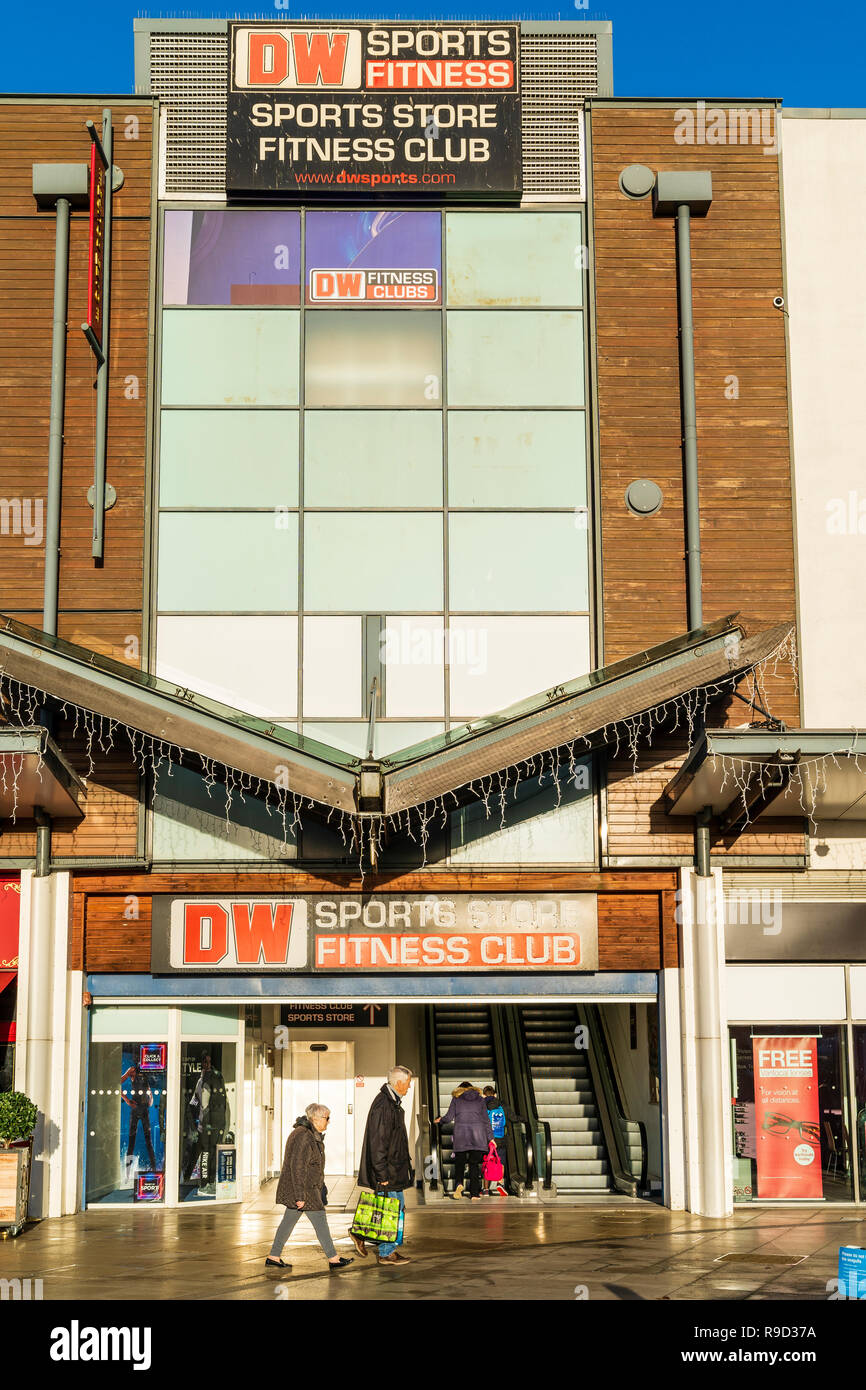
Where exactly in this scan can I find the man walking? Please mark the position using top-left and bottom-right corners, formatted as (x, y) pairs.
(355, 1065), (413, 1266)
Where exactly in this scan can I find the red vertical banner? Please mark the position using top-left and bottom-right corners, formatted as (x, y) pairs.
(86, 141), (107, 349)
(753, 1036), (822, 1199)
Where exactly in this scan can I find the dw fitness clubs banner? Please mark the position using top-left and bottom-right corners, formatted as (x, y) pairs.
(226, 22), (521, 194)
(151, 894), (598, 974)
(752, 1036), (822, 1199)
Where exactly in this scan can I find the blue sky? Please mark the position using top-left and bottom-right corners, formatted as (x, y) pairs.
(0, 1), (863, 106)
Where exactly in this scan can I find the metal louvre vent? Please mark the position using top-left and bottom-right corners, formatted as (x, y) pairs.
(520, 33), (596, 198)
(150, 26), (598, 197)
(150, 31), (228, 194)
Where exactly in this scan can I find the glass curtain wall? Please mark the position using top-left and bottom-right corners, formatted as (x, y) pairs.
(154, 205), (594, 865)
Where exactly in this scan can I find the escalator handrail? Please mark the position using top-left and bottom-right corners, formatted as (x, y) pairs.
(423, 1007), (442, 1189)
(540, 1120), (553, 1189)
(595, 1005), (650, 1193)
(578, 1004), (638, 1198)
(522, 1120), (536, 1188)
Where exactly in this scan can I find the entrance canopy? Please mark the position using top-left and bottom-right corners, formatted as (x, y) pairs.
(0, 612), (790, 821)
(664, 729), (866, 830)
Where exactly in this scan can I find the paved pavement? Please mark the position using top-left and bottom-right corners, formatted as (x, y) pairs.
(2, 1185), (864, 1301)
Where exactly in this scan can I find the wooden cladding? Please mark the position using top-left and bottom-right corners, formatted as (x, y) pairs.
(73, 870), (679, 975)
(589, 104), (799, 731)
(0, 101), (153, 647)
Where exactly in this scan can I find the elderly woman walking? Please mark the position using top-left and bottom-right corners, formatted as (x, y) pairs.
(265, 1103), (353, 1272)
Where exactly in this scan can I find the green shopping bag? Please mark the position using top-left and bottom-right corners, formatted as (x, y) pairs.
(350, 1190), (401, 1244)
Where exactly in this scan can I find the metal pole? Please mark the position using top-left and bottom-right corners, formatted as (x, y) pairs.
(35, 809), (51, 878)
(695, 805), (712, 877)
(92, 108), (112, 560)
(43, 197), (70, 637)
(676, 203), (702, 631)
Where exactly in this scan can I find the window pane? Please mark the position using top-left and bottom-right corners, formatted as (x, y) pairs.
(449, 763), (594, 865)
(86, 1041), (167, 1204)
(304, 514), (443, 610)
(446, 212), (582, 307)
(156, 616), (298, 718)
(448, 411), (586, 508)
(161, 310), (300, 406)
(449, 616), (591, 718)
(305, 311), (441, 407)
(382, 618), (446, 717)
(152, 762), (298, 863)
(163, 209), (301, 306)
(179, 1043), (237, 1202)
(449, 515), (589, 612)
(306, 209), (441, 306)
(302, 722), (445, 759)
(160, 411), (299, 508)
(303, 617), (363, 718)
(158, 513), (298, 611)
(305, 412), (442, 507)
(447, 312), (583, 408)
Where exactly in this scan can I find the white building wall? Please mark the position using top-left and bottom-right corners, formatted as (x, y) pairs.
(782, 112), (866, 728)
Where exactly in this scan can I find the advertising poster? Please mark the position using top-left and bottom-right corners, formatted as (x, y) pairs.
(163, 208), (301, 305)
(733, 1100), (757, 1159)
(216, 1145), (238, 1202)
(305, 209), (441, 305)
(752, 1036), (822, 1199)
(119, 1043), (166, 1200)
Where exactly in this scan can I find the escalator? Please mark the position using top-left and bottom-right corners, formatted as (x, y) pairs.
(422, 1003), (646, 1199)
(424, 1004), (534, 1194)
(518, 1004), (611, 1192)
(430, 1005), (495, 1191)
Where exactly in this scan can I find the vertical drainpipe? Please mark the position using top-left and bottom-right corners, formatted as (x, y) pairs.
(676, 203), (702, 632)
(44, 196), (70, 638)
(654, 171), (728, 1214)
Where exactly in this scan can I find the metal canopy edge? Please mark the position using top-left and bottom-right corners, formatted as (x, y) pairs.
(664, 730), (866, 821)
(0, 614), (791, 822)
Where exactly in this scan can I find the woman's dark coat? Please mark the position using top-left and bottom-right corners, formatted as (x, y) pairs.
(441, 1085), (494, 1152)
(275, 1116), (326, 1210)
(358, 1084), (413, 1192)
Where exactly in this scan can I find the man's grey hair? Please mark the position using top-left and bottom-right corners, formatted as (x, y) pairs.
(388, 1066), (412, 1085)
(305, 1102), (330, 1120)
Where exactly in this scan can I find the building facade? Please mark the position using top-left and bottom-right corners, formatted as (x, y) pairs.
(2, 21), (862, 1222)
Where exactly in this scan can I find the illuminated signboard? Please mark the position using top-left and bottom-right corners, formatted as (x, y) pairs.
(226, 22), (521, 196)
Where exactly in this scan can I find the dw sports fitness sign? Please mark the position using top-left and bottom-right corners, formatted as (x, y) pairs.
(226, 22), (521, 195)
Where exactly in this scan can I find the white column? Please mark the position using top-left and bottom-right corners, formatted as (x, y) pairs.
(658, 966), (686, 1209)
(678, 866), (732, 1216)
(15, 869), (78, 1219)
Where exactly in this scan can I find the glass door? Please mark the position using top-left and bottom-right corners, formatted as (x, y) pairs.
(178, 1042), (237, 1202)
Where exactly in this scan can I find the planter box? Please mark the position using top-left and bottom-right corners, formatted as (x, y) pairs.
(0, 1140), (33, 1237)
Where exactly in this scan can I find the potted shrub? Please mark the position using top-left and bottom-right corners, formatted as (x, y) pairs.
(0, 1091), (38, 1236)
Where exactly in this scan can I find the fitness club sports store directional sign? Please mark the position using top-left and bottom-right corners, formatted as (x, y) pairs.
(226, 22), (521, 195)
(151, 895), (598, 974)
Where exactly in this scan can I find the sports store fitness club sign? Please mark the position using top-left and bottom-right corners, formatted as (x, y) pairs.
(226, 22), (521, 194)
(151, 895), (598, 974)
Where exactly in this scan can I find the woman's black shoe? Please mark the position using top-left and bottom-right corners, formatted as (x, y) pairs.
(265, 1257), (291, 1270)
(328, 1257), (354, 1271)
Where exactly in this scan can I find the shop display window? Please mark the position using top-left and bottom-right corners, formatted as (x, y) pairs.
(729, 1025), (854, 1203)
(86, 1041), (168, 1205)
(179, 1043), (237, 1202)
